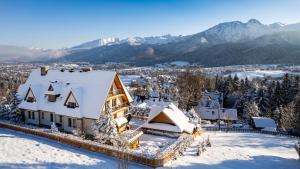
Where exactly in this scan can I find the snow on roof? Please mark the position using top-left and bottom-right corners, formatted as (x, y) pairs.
(115, 117), (128, 127)
(142, 103), (195, 134)
(17, 69), (132, 119)
(197, 107), (238, 120)
(252, 117), (277, 129)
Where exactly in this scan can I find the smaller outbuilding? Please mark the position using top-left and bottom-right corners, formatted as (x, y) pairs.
(251, 117), (277, 131)
(142, 103), (196, 134)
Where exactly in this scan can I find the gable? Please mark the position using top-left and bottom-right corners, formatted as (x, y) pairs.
(64, 91), (79, 107)
(24, 87), (36, 101)
(48, 84), (54, 91)
(149, 112), (176, 126)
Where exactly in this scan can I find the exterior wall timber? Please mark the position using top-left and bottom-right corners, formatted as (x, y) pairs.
(24, 110), (39, 125)
(82, 118), (96, 135)
(40, 111), (53, 126)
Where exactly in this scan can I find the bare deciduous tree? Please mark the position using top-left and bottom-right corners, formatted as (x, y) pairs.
(177, 71), (205, 111)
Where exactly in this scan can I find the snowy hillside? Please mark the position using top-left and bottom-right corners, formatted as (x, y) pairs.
(71, 34), (184, 49)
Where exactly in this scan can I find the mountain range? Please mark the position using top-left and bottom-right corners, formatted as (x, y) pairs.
(1, 19), (300, 66)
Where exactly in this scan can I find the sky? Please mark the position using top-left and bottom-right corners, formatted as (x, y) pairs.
(0, 0), (300, 49)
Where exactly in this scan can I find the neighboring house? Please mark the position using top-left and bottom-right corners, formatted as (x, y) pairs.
(17, 67), (133, 135)
(197, 107), (238, 121)
(142, 103), (196, 135)
(251, 117), (277, 131)
(199, 90), (223, 108)
(196, 91), (237, 121)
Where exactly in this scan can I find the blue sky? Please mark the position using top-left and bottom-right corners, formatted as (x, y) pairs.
(0, 0), (300, 49)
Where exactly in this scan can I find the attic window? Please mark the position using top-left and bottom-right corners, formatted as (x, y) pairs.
(67, 102), (77, 108)
(48, 85), (54, 91)
(25, 87), (36, 103)
(64, 91), (79, 109)
(26, 97), (35, 103)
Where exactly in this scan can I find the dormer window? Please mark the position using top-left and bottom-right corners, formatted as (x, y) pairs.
(64, 91), (79, 109)
(25, 87), (36, 103)
(27, 97), (35, 103)
(48, 84), (54, 91)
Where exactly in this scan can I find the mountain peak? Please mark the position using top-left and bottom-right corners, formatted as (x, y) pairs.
(247, 19), (262, 25)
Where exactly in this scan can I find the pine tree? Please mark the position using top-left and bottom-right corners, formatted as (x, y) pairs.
(92, 102), (119, 145)
(232, 74), (240, 91)
(243, 101), (260, 122)
(254, 87), (270, 115)
(281, 74), (293, 105)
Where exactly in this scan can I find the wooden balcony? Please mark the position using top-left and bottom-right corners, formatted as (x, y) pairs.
(107, 89), (125, 100)
(111, 103), (130, 115)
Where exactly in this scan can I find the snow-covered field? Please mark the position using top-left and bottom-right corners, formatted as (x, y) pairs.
(0, 128), (299, 169)
(162, 132), (299, 169)
(0, 128), (146, 169)
(227, 70), (300, 80)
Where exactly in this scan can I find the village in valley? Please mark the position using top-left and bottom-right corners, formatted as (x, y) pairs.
(0, 62), (299, 169)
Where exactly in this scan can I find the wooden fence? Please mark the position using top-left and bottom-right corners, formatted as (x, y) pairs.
(203, 127), (300, 140)
(0, 122), (174, 168)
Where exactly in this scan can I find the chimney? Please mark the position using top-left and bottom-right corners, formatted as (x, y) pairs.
(81, 67), (92, 72)
(41, 66), (49, 76)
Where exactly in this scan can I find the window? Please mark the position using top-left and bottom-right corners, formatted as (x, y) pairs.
(212, 111), (215, 115)
(41, 112), (44, 119)
(73, 119), (76, 128)
(68, 118), (72, 127)
(28, 111), (31, 119)
(59, 115), (63, 123)
(50, 114), (53, 122)
(48, 85), (54, 91)
(26, 97), (35, 103)
(67, 102), (77, 108)
(32, 112), (35, 120)
(112, 99), (117, 107)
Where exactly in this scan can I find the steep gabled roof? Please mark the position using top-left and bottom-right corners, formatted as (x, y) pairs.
(17, 69), (133, 119)
(142, 103), (195, 134)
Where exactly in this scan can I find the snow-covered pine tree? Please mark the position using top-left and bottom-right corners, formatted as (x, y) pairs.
(51, 122), (59, 133)
(92, 102), (120, 146)
(243, 101), (260, 123)
(0, 91), (22, 123)
(279, 102), (297, 130)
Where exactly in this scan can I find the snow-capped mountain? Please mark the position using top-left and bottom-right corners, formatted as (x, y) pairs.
(120, 34), (185, 45)
(2, 19), (300, 66)
(72, 34), (184, 49)
(61, 19), (300, 66)
(72, 37), (120, 50)
(193, 19), (287, 45)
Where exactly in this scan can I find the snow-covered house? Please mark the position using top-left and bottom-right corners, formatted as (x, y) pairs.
(251, 117), (277, 131)
(142, 103), (196, 135)
(196, 91), (237, 121)
(17, 67), (133, 135)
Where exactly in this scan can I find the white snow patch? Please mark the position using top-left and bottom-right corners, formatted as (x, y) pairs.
(162, 132), (299, 169)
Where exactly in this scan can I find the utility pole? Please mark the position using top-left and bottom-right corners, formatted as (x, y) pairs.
(218, 98), (221, 130)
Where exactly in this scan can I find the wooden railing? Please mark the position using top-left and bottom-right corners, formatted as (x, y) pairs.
(107, 89), (124, 98)
(111, 103), (130, 112)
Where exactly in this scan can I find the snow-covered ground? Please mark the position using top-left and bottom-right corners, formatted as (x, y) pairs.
(162, 132), (299, 169)
(0, 128), (298, 169)
(0, 128), (147, 169)
(135, 134), (177, 156)
(227, 70), (300, 80)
